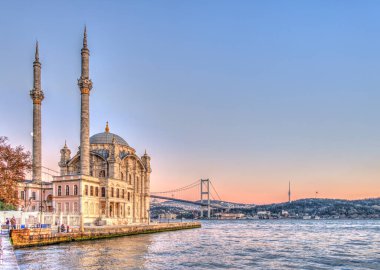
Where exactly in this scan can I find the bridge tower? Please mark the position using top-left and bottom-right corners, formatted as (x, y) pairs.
(200, 179), (211, 219)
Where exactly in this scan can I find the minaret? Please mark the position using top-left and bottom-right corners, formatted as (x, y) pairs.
(288, 181), (291, 203)
(78, 26), (93, 175)
(59, 141), (71, 176)
(30, 41), (44, 182)
(141, 150), (151, 223)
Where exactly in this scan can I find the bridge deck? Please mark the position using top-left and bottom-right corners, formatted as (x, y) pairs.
(151, 195), (226, 209)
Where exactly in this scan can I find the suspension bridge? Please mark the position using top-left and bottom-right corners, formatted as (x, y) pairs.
(151, 179), (225, 218)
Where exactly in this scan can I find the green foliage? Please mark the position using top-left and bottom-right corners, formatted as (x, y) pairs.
(0, 201), (16, 211)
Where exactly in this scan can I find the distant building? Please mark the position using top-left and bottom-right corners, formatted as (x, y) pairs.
(257, 211), (271, 219)
(281, 210), (289, 217)
(215, 213), (245, 219)
(159, 213), (177, 219)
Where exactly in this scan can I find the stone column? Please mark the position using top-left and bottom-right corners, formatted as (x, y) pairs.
(78, 26), (93, 176)
(30, 41), (44, 182)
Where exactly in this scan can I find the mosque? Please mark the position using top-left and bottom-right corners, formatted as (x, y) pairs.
(16, 28), (152, 225)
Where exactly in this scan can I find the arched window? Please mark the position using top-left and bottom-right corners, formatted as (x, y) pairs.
(74, 185), (78, 195)
(58, 186), (62, 196)
(121, 172), (124, 180)
(99, 170), (105, 178)
(127, 192), (130, 201)
(116, 188), (120, 198)
(122, 189), (125, 199)
(129, 174), (132, 185)
(111, 187), (114, 197)
(66, 185), (70, 196)
(136, 177), (139, 192)
(90, 186), (94, 196)
(101, 187), (106, 197)
(85, 185), (89, 196)
(95, 187), (99, 196)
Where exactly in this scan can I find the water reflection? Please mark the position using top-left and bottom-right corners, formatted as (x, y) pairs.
(16, 234), (153, 270)
(15, 220), (380, 270)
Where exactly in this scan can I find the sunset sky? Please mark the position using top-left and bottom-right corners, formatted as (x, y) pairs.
(1, 1), (380, 204)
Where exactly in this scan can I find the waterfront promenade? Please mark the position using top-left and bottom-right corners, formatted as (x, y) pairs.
(1, 235), (19, 270)
(11, 222), (201, 249)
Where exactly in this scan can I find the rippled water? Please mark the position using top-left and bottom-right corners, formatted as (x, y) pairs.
(15, 220), (380, 270)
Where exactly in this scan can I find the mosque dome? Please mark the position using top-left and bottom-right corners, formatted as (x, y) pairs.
(90, 122), (129, 146)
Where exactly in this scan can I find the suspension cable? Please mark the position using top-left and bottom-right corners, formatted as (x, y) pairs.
(151, 180), (200, 194)
(210, 180), (222, 201)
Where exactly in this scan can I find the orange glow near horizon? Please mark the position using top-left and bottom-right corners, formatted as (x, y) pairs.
(17, 140), (380, 205)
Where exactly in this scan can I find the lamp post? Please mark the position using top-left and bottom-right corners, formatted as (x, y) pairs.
(23, 187), (27, 211)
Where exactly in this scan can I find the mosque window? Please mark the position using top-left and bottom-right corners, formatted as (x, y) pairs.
(66, 185), (70, 196)
(74, 185), (78, 195)
(90, 186), (94, 196)
(101, 187), (106, 197)
(57, 186), (62, 196)
(95, 187), (99, 196)
(85, 185), (89, 196)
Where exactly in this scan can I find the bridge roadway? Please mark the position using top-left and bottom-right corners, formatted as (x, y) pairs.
(150, 194), (227, 209)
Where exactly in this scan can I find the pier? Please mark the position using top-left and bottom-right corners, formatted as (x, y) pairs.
(10, 222), (201, 249)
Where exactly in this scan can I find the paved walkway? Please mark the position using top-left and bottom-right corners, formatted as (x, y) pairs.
(0, 234), (20, 270)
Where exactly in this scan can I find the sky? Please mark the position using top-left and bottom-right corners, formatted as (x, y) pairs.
(1, 1), (380, 204)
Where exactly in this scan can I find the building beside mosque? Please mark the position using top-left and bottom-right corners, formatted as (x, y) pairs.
(16, 28), (152, 226)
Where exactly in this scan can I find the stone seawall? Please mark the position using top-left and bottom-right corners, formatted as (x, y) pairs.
(11, 222), (201, 249)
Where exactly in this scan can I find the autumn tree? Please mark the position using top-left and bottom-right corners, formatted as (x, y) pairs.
(0, 136), (32, 206)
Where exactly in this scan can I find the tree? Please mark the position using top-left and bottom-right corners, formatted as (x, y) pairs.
(0, 137), (32, 206)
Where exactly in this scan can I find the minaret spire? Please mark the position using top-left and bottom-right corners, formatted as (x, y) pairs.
(83, 25), (87, 48)
(30, 41), (44, 182)
(35, 41), (39, 61)
(288, 181), (291, 203)
(78, 26), (93, 176)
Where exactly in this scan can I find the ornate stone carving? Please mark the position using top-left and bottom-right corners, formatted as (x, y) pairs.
(78, 77), (93, 93)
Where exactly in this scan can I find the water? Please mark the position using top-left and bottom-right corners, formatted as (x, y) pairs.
(15, 220), (380, 270)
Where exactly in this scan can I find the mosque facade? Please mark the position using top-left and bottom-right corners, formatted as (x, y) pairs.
(16, 28), (151, 226)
